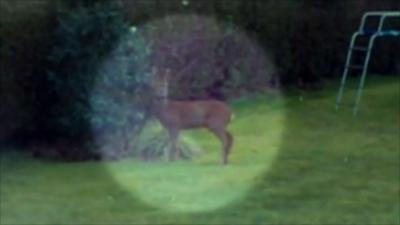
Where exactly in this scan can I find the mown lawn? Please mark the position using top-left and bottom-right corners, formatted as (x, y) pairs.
(1, 76), (399, 224)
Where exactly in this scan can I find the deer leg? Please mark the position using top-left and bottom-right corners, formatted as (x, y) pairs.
(168, 129), (179, 161)
(222, 131), (233, 165)
(175, 146), (182, 160)
(225, 131), (233, 155)
(209, 127), (231, 165)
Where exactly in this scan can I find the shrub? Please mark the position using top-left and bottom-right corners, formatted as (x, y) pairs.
(33, 1), (132, 160)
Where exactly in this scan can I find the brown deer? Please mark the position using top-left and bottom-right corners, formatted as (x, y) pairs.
(149, 70), (234, 164)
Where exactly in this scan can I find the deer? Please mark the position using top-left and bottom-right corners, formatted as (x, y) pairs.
(148, 70), (234, 165)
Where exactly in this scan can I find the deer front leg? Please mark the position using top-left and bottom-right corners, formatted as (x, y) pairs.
(168, 129), (180, 161)
(175, 146), (182, 160)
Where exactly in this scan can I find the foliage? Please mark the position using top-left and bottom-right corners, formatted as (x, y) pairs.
(136, 15), (276, 100)
(89, 29), (151, 160)
(32, 1), (131, 159)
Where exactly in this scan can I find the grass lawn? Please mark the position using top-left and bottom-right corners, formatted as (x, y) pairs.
(1, 75), (399, 224)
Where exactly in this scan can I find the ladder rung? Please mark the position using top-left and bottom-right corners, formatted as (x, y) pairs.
(347, 65), (364, 70)
(351, 46), (368, 51)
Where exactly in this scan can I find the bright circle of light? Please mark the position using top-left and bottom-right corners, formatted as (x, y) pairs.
(91, 14), (285, 213)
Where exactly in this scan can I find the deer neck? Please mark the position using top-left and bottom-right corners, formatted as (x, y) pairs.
(151, 73), (170, 118)
(151, 96), (169, 118)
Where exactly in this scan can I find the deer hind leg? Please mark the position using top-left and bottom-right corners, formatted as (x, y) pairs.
(209, 127), (232, 165)
(223, 130), (233, 164)
(225, 131), (233, 155)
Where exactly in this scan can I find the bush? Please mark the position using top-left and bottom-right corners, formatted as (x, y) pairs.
(32, 1), (132, 160)
(90, 29), (151, 160)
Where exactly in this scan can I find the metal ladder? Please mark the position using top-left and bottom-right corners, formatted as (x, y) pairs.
(335, 11), (400, 116)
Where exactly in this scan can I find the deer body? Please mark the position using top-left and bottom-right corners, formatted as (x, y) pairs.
(151, 98), (233, 164)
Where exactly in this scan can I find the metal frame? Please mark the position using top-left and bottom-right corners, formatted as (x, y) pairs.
(335, 11), (400, 116)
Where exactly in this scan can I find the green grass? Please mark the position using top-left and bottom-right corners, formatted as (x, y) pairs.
(1, 75), (399, 224)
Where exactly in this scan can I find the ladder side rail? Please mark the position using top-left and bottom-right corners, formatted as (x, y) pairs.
(352, 33), (379, 116)
(353, 12), (399, 115)
(359, 13), (370, 33)
(377, 15), (385, 33)
(335, 31), (363, 110)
